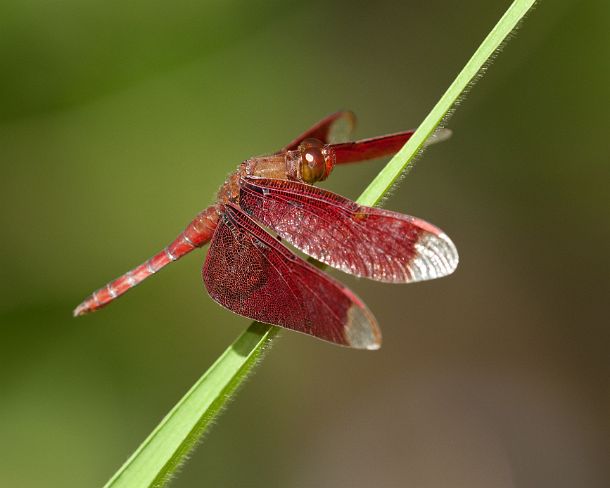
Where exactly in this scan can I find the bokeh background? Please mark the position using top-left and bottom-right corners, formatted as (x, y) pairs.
(1, 0), (608, 487)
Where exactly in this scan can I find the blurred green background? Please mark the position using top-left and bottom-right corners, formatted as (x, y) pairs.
(1, 0), (608, 486)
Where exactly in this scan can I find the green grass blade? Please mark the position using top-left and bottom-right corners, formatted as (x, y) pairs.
(359, 0), (537, 207)
(104, 322), (279, 488)
(105, 1), (537, 486)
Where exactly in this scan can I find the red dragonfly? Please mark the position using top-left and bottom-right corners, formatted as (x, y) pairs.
(74, 111), (458, 349)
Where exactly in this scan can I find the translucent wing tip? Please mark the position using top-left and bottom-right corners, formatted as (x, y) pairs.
(424, 128), (453, 146)
(409, 231), (459, 282)
(328, 110), (357, 144)
(344, 303), (382, 350)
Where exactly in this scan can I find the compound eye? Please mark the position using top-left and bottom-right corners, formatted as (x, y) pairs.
(299, 138), (327, 183)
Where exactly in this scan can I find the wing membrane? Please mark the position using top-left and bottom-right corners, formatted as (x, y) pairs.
(330, 128), (452, 164)
(203, 204), (381, 349)
(239, 178), (458, 283)
(331, 131), (415, 164)
(278, 111), (356, 152)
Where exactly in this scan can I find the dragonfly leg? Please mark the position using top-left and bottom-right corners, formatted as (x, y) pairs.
(73, 206), (220, 316)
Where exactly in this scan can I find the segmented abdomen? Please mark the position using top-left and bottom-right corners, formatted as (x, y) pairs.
(73, 206), (220, 316)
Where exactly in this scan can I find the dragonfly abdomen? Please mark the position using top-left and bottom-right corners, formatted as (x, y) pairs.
(73, 206), (220, 316)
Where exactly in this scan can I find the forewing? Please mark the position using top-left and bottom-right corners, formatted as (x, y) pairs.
(239, 178), (458, 283)
(278, 111), (356, 152)
(202, 204), (381, 349)
(330, 128), (452, 165)
(331, 131), (415, 164)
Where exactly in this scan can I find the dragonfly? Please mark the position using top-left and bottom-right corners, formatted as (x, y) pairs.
(74, 111), (458, 349)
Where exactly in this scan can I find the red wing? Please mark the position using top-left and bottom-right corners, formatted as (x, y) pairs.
(331, 131), (414, 164)
(202, 203), (381, 349)
(330, 129), (452, 165)
(278, 111), (356, 152)
(239, 178), (458, 283)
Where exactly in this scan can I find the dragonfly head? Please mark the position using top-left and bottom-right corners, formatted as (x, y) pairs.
(297, 138), (335, 184)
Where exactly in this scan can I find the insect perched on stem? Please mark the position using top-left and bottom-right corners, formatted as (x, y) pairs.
(74, 112), (458, 349)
